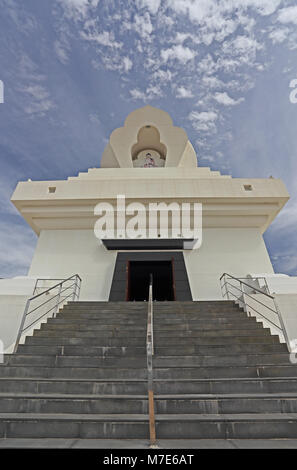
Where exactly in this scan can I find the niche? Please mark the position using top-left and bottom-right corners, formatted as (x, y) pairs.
(131, 126), (167, 168)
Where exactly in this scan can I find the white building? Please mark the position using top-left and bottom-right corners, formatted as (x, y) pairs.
(1, 105), (297, 351)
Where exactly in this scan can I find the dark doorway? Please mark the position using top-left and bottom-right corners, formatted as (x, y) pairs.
(109, 252), (192, 301)
(127, 260), (175, 301)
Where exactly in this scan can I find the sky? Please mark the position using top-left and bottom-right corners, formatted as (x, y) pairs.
(0, 0), (296, 278)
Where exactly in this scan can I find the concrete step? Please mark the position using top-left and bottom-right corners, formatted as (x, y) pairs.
(0, 366), (147, 379)
(1, 377), (297, 396)
(58, 312), (248, 321)
(17, 345), (147, 356)
(17, 342), (287, 357)
(5, 353), (293, 368)
(1, 364), (297, 380)
(0, 378), (148, 395)
(33, 327), (272, 338)
(153, 353), (293, 367)
(2, 413), (297, 439)
(52, 315), (252, 325)
(66, 300), (236, 308)
(40, 321), (263, 332)
(0, 394), (149, 414)
(153, 378), (297, 394)
(5, 355), (147, 368)
(1, 393), (297, 415)
(25, 334), (279, 346)
(2, 438), (297, 449)
(0, 413), (149, 439)
(61, 307), (244, 316)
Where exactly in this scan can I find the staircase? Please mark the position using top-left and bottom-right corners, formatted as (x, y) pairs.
(1, 300), (297, 448)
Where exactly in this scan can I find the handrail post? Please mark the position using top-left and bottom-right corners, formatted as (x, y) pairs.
(147, 273), (156, 447)
(13, 274), (82, 354)
(220, 272), (291, 352)
(13, 298), (31, 354)
(272, 296), (291, 351)
(54, 283), (62, 318)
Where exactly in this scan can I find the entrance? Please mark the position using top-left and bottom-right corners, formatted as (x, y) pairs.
(109, 252), (192, 302)
(127, 260), (175, 301)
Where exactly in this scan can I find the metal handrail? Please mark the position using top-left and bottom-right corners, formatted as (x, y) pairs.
(13, 274), (82, 353)
(33, 278), (72, 295)
(146, 273), (156, 446)
(220, 272), (291, 351)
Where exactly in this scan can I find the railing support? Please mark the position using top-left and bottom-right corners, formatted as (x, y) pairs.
(147, 273), (157, 447)
(220, 272), (291, 352)
(13, 274), (81, 353)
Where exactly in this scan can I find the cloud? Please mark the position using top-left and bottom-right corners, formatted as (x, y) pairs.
(16, 55), (55, 117)
(152, 69), (172, 82)
(58, 0), (100, 21)
(54, 40), (70, 64)
(134, 12), (153, 39)
(130, 85), (162, 100)
(214, 92), (244, 106)
(135, 0), (160, 15)
(122, 56), (133, 72)
(278, 6), (297, 25)
(81, 30), (122, 48)
(19, 85), (55, 116)
(176, 86), (194, 98)
(168, 0), (282, 23)
(188, 110), (218, 132)
(161, 44), (196, 64)
(268, 28), (290, 44)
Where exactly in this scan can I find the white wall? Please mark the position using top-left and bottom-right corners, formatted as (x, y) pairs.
(275, 294), (297, 347)
(28, 230), (117, 300)
(28, 228), (274, 301)
(0, 295), (30, 353)
(184, 228), (274, 300)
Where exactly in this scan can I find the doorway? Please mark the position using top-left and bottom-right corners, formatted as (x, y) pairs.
(127, 260), (175, 301)
(109, 252), (192, 301)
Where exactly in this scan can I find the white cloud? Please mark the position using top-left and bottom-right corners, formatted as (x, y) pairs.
(161, 44), (196, 64)
(214, 92), (244, 106)
(176, 86), (194, 98)
(130, 85), (162, 100)
(152, 69), (172, 82)
(188, 110), (218, 132)
(202, 76), (224, 89)
(58, 0), (100, 21)
(168, 0), (281, 23)
(278, 6), (297, 25)
(17, 57), (55, 117)
(54, 40), (70, 64)
(130, 88), (147, 100)
(122, 56), (133, 72)
(134, 12), (153, 39)
(189, 111), (218, 122)
(135, 0), (161, 15)
(81, 30), (122, 48)
(269, 28), (290, 44)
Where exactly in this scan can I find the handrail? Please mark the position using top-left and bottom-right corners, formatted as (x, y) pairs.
(220, 273), (274, 298)
(146, 273), (156, 447)
(33, 278), (73, 296)
(220, 272), (291, 351)
(13, 274), (82, 353)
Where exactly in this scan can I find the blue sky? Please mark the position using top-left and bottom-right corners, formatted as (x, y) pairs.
(0, 0), (297, 277)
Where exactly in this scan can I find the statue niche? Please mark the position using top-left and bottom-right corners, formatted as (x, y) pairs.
(131, 125), (167, 168)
